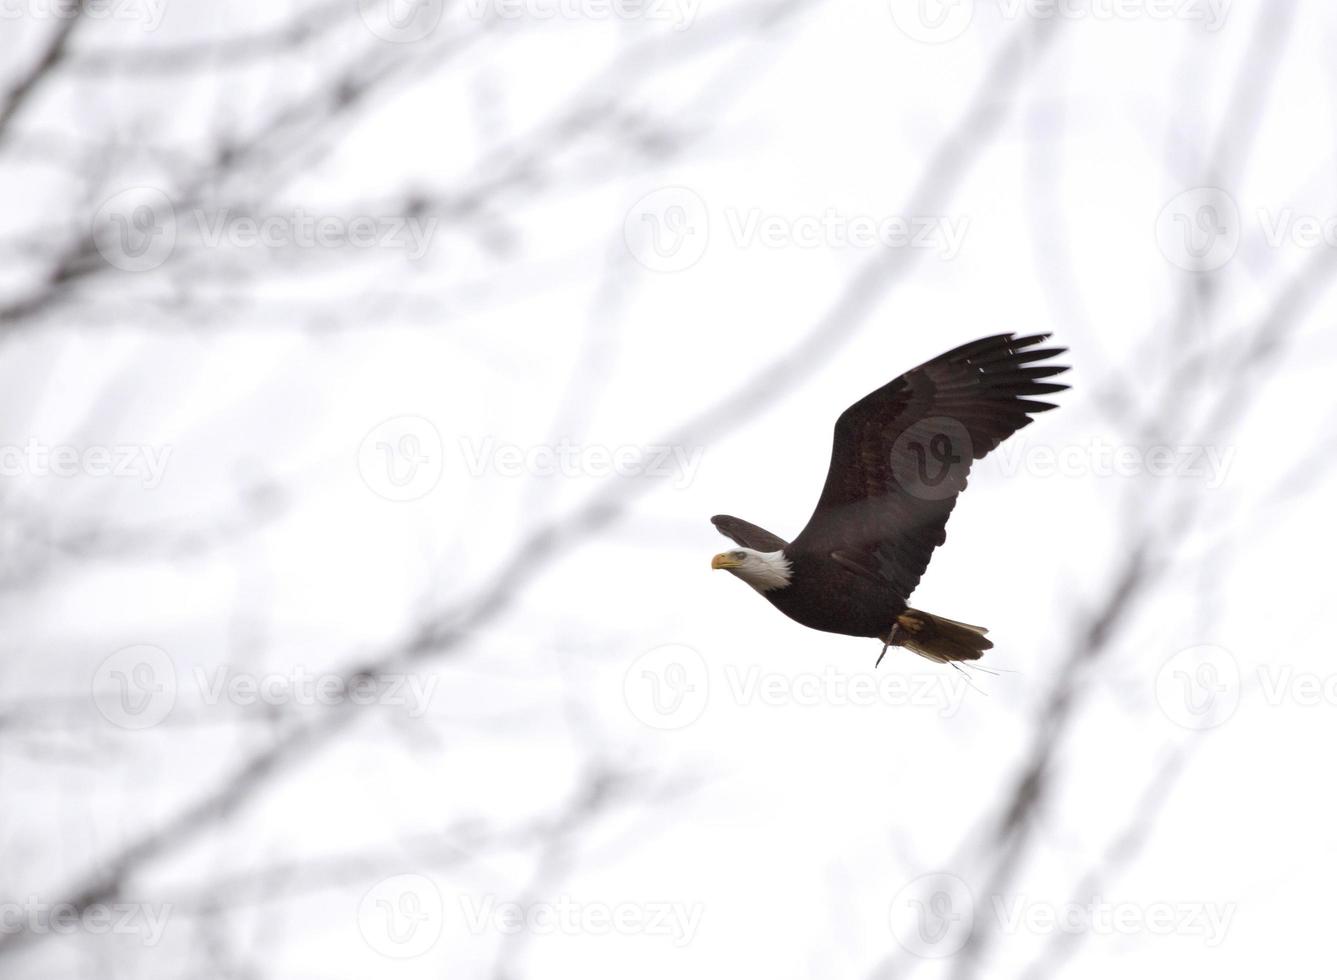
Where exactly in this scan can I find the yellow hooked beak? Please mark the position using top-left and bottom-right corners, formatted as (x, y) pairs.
(712, 552), (741, 570)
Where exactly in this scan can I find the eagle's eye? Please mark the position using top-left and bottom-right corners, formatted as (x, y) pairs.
(733, 551), (746, 561)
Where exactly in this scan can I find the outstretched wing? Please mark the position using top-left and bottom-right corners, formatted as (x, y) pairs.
(711, 514), (789, 553)
(789, 333), (1069, 600)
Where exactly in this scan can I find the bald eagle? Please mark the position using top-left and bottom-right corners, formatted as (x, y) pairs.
(711, 333), (1069, 666)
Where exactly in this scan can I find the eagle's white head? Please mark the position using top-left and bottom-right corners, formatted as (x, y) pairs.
(711, 548), (793, 592)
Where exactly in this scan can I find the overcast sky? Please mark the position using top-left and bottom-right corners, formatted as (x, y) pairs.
(1, 1), (1335, 978)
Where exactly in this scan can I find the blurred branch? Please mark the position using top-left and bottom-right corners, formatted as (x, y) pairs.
(0, 3), (84, 145)
(1016, 749), (1190, 980)
(938, 243), (1337, 980)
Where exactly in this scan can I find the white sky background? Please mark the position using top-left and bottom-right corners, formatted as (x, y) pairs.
(1, 0), (1336, 977)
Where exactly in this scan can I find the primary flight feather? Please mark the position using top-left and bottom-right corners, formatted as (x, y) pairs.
(710, 332), (1069, 666)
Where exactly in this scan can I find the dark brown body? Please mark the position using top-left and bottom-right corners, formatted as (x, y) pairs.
(762, 551), (907, 638)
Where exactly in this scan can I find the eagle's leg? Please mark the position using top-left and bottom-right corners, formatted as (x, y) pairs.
(874, 623), (905, 668)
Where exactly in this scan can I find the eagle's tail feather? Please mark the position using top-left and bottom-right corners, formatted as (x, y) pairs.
(886, 609), (992, 664)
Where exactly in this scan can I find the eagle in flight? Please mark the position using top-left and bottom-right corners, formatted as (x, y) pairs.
(710, 333), (1069, 666)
